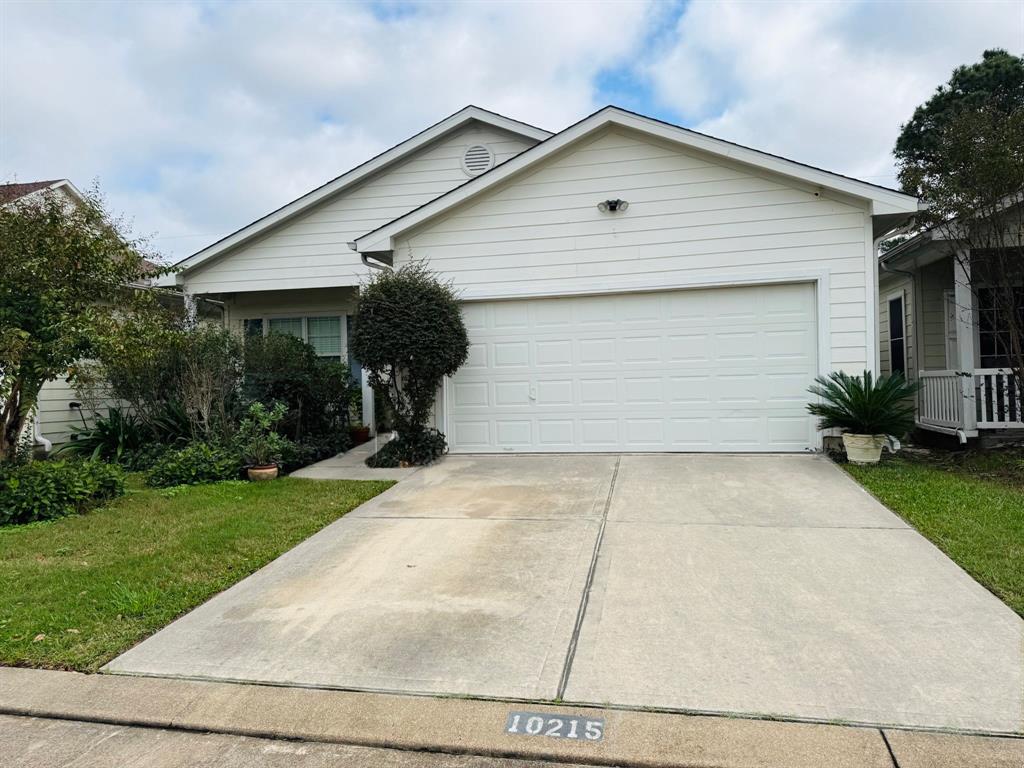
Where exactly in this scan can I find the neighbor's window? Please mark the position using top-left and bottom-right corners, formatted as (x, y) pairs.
(978, 288), (1024, 369)
(246, 316), (344, 362)
(888, 295), (906, 376)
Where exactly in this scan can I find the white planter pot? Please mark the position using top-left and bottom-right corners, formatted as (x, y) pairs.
(842, 433), (886, 464)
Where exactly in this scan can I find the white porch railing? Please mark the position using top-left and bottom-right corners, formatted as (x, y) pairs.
(975, 368), (1023, 429)
(918, 368), (1024, 431)
(917, 371), (963, 429)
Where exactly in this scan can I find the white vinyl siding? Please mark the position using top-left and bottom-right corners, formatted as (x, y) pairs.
(448, 283), (818, 453)
(395, 127), (872, 373)
(36, 376), (113, 447)
(185, 122), (538, 294)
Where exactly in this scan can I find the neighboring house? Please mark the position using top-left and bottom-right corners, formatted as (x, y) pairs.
(1, 180), (100, 449)
(166, 105), (919, 453)
(879, 225), (1023, 442)
(1, 179), (183, 449)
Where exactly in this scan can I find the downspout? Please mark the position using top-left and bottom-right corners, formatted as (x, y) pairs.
(32, 414), (52, 454)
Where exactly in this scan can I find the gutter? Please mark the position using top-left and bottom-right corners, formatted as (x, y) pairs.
(349, 242), (392, 272)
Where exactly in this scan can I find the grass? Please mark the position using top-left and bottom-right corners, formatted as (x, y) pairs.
(0, 476), (393, 671)
(846, 451), (1024, 617)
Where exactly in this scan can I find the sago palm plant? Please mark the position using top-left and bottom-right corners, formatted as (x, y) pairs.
(807, 370), (922, 436)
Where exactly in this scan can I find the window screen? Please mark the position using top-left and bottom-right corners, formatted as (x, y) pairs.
(268, 317), (303, 338)
(307, 316), (342, 360)
(888, 296), (906, 376)
(243, 318), (263, 337)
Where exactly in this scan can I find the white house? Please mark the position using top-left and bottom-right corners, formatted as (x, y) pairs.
(167, 105), (919, 453)
(878, 220), (1024, 442)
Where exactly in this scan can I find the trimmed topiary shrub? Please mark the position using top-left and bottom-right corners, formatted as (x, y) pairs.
(351, 263), (469, 466)
(145, 442), (242, 488)
(0, 459), (125, 526)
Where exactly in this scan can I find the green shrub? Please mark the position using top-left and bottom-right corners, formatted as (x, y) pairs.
(145, 442), (242, 488)
(352, 263), (468, 465)
(367, 429), (447, 468)
(0, 460), (125, 526)
(243, 333), (359, 448)
(59, 407), (148, 463)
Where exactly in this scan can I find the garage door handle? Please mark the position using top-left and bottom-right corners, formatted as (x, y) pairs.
(529, 387), (537, 401)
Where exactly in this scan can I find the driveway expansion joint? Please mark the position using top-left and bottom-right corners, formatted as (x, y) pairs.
(556, 456), (620, 700)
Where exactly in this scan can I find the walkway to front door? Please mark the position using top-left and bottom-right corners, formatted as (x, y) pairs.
(106, 454), (1024, 734)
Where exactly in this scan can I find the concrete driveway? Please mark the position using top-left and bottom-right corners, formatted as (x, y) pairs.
(106, 454), (1024, 734)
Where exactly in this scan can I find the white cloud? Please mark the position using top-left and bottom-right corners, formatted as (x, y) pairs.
(2, 0), (1021, 261)
(645, 0), (1024, 188)
(1, 0), (657, 259)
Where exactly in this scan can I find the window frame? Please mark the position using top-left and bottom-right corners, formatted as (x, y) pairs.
(242, 313), (347, 362)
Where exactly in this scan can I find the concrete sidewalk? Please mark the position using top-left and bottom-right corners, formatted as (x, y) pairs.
(289, 434), (421, 481)
(1, 668), (1022, 768)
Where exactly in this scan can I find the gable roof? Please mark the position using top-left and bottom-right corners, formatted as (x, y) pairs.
(354, 106), (921, 253)
(169, 106), (551, 279)
(0, 179), (84, 204)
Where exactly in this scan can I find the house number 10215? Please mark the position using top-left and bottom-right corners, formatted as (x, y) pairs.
(505, 711), (604, 741)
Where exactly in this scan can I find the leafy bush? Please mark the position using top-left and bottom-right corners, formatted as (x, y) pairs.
(352, 263), (468, 465)
(366, 429), (447, 468)
(145, 442), (242, 488)
(243, 333), (359, 446)
(235, 402), (293, 467)
(0, 459), (125, 526)
(807, 370), (922, 436)
(59, 407), (147, 463)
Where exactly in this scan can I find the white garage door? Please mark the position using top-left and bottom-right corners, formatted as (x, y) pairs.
(447, 283), (819, 453)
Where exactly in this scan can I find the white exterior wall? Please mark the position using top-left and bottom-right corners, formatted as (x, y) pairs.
(222, 287), (359, 333)
(185, 122), (537, 294)
(394, 127), (874, 374)
(36, 376), (109, 447)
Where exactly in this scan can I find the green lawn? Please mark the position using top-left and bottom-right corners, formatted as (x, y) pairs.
(847, 455), (1024, 616)
(0, 476), (393, 671)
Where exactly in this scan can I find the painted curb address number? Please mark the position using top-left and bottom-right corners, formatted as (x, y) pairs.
(505, 711), (604, 741)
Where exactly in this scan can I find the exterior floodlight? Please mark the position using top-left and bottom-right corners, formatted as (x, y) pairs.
(597, 199), (628, 213)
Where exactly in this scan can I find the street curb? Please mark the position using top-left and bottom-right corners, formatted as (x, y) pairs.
(1, 668), (1021, 768)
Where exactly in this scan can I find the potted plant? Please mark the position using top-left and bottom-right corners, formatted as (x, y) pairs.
(807, 370), (922, 464)
(237, 402), (290, 481)
(348, 421), (371, 446)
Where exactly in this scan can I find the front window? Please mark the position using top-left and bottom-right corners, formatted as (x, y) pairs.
(245, 316), (345, 362)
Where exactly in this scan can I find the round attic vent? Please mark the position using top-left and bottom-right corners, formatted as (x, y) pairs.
(461, 144), (495, 176)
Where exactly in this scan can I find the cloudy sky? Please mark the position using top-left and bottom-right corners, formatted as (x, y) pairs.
(1, 0), (1021, 262)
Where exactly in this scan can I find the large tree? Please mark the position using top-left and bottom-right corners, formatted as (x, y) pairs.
(894, 50), (1024, 389)
(0, 185), (158, 461)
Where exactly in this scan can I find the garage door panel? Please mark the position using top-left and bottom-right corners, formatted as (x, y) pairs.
(448, 284), (818, 453)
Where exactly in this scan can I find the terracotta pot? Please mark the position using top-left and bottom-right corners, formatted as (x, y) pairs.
(842, 433), (886, 465)
(349, 426), (371, 446)
(247, 465), (279, 481)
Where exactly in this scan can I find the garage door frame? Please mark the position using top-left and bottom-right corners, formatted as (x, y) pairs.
(441, 270), (833, 453)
